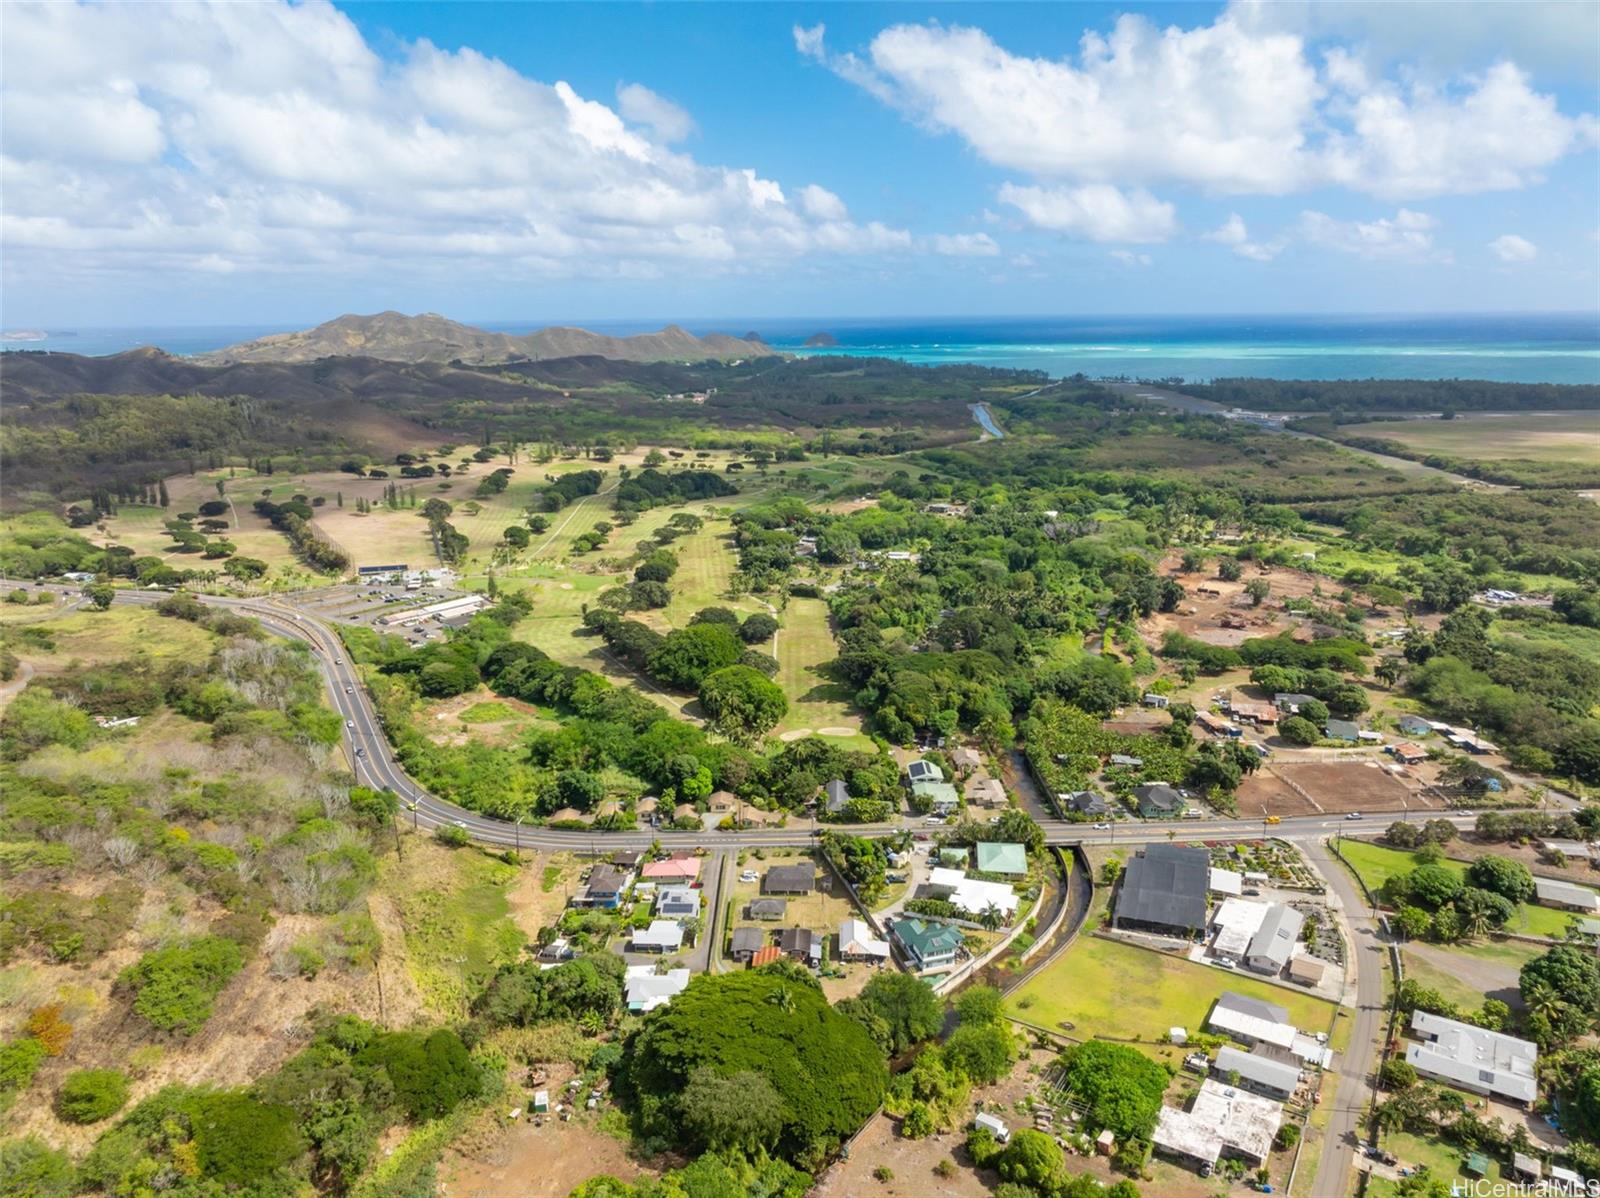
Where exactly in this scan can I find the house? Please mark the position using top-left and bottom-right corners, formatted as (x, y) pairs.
(1197, 711), (1237, 737)
(729, 927), (766, 962)
(838, 918), (890, 963)
(1397, 715), (1433, 736)
(906, 760), (944, 785)
(1538, 839), (1600, 864)
(1060, 790), (1113, 818)
(549, 806), (585, 823)
(641, 856), (701, 884)
(655, 886), (699, 918)
(1533, 877), (1600, 913)
(966, 776), (1007, 808)
(975, 842), (1028, 877)
(1230, 701), (1278, 726)
(1143, 692), (1170, 709)
(579, 865), (631, 909)
(1209, 867), (1244, 897)
(633, 921), (685, 953)
(1389, 742), (1428, 764)
(1324, 719), (1360, 742)
(538, 938), (575, 962)
(1288, 955), (1328, 986)
(889, 917), (964, 970)
(611, 849), (646, 870)
(822, 778), (851, 815)
(1405, 1010), (1538, 1105)
(950, 746), (983, 773)
(777, 927), (821, 965)
(635, 797), (659, 819)
(1153, 1079), (1283, 1170)
(912, 780), (961, 814)
(1511, 1152), (1542, 1182)
(748, 898), (787, 920)
(1211, 898), (1272, 960)
(624, 966), (690, 1012)
(928, 867), (1019, 921)
(1445, 729), (1497, 754)
(594, 800), (622, 822)
(750, 944), (782, 968)
(1274, 692), (1315, 714)
(1109, 753), (1143, 768)
(1133, 782), (1187, 819)
(763, 864), (815, 895)
(973, 1112), (1010, 1143)
(1245, 905), (1305, 975)
(1114, 844), (1210, 936)
(1214, 1045), (1300, 1101)
(672, 802), (698, 823)
(1207, 991), (1298, 1051)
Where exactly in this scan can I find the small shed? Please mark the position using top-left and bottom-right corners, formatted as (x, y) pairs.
(1169, 1027), (1188, 1046)
(1512, 1152), (1542, 1180)
(974, 1112), (1011, 1143)
(532, 1090), (549, 1113)
(1465, 1153), (1489, 1178)
(1095, 1130), (1116, 1156)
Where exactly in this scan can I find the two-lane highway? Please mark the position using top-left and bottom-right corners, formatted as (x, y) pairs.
(33, 582), (1498, 855)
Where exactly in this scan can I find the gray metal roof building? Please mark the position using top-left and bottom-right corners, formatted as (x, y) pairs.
(1245, 905), (1305, 975)
(1214, 1046), (1300, 1099)
(1113, 844), (1210, 935)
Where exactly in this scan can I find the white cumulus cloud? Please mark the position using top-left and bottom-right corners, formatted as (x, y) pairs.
(0, 0), (972, 291)
(1298, 207), (1440, 260)
(998, 183), (1177, 243)
(928, 232), (1000, 257)
(615, 82), (696, 142)
(1488, 233), (1538, 262)
(1204, 213), (1284, 261)
(804, 14), (1597, 210)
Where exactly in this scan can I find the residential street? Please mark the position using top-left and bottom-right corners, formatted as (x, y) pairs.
(1304, 836), (1391, 1198)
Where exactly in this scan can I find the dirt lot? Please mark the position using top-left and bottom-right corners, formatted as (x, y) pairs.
(1439, 834), (1600, 888)
(1236, 770), (1321, 818)
(441, 1062), (663, 1198)
(1142, 560), (1328, 648)
(1260, 760), (1433, 816)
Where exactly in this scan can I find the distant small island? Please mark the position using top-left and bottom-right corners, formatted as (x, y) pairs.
(804, 331), (839, 347)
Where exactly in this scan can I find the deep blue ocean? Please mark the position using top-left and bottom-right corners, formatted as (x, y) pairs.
(4, 313), (1597, 384)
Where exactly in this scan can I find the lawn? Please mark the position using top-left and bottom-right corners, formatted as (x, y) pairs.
(773, 596), (863, 740)
(1337, 838), (1588, 938)
(1401, 939), (1546, 1012)
(1005, 934), (1339, 1045)
(1363, 1129), (1502, 1197)
(7, 605), (217, 667)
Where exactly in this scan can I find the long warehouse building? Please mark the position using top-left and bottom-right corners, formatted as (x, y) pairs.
(376, 594), (491, 628)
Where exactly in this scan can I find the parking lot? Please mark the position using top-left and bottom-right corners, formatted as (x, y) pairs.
(289, 577), (484, 645)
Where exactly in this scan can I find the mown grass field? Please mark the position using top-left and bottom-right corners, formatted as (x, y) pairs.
(1005, 934), (1342, 1047)
(1401, 939), (1546, 1012)
(774, 596), (863, 741)
(1340, 412), (1600, 465)
(1365, 1129), (1502, 1196)
(1338, 838), (1591, 937)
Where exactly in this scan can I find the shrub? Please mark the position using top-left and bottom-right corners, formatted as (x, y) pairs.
(0, 1037), (47, 1097)
(0, 1136), (73, 1198)
(119, 936), (245, 1034)
(434, 824), (471, 848)
(54, 1069), (130, 1124)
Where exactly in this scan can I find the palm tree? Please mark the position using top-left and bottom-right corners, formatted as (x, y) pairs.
(1522, 983), (1566, 1028)
(1461, 905), (1490, 941)
(979, 904), (1004, 932)
(578, 1009), (605, 1036)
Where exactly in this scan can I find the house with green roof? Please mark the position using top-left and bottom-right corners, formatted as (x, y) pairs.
(975, 842), (1028, 877)
(911, 780), (961, 815)
(888, 917), (964, 971)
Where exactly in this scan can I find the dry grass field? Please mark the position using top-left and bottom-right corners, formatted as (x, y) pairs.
(1340, 412), (1600, 464)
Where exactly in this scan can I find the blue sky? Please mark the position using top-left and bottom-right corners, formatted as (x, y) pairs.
(2, 1), (1597, 327)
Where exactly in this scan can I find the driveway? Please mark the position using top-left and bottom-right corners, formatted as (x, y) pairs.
(1303, 836), (1390, 1198)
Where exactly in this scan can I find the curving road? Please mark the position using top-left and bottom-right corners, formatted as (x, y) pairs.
(14, 579), (1499, 858)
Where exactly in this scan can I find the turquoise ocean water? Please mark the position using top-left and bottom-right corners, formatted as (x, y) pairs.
(4, 314), (1597, 384)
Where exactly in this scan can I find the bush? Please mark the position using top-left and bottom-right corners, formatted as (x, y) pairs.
(1380, 1059), (1418, 1091)
(359, 1029), (481, 1121)
(434, 824), (471, 848)
(1279, 716), (1320, 746)
(0, 1037), (47, 1097)
(54, 1069), (130, 1123)
(118, 936), (245, 1034)
(0, 1136), (74, 1198)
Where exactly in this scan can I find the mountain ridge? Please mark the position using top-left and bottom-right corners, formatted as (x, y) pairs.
(193, 311), (773, 366)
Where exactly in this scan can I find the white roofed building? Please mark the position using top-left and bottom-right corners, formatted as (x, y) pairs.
(1153, 1079), (1283, 1169)
(1211, 898), (1271, 961)
(1405, 1011), (1538, 1105)
(927, 867), (1019, 922)
(625, 966), (690, 1012)
(1209, 868), (1244, 897)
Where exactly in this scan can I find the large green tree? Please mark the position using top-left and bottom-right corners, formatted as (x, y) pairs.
(699, 666), (788, 744)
